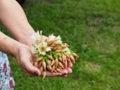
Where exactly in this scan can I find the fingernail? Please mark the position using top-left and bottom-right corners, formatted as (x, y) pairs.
(64, 75), (68, 77)
(62, 70), (67, 75)
(62, 73), (67, 75)
(34, 71), (38, 76)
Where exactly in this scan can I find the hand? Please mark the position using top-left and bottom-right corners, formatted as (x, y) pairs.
(14, 44), (64, 77)
(18, 35), (73, 77)
(14, 44), (40, 76)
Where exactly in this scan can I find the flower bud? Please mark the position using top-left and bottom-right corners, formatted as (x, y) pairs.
(58, 62), (64, 69)
(61, 56), (65, 62)
(47, 65), (53, 72)
(56, 50), (62, 53)
(34, 61), (38, 67)
(55, 60), (58, 67)
(50, 60), (56, 66)
(46, 60), (51, 65)
(62, 43), (69, 48)
(56, 68), (61, 73)
(36, 58), (42, 62)
(52, 46), (58, 50)
(67, 61), (73, 68)
(42, 61), (46, 70)
(42, 71), (46, 79)
(40, 67), (43, 72)
(70, 55), (75, 63)
(66, 55), (70, 59)
(57, 47), (62, 50)
(58, 57), (62, 62)
(73, 53), (79, 59)
(58, 53), (61, 57)
(64, 55), (67, 60)
(48, 39), (57, 45)
(57, 66), (63, 71)
(50, 43), (56, 47)
(62, 55), (65, 60)
(64, 60), (67, 68)
(52, 65), (56, 72)
(38, 61), (42, 68)
(48, 55), (54, 61)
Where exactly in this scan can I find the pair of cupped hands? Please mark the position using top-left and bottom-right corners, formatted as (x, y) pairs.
(15, 35), (72, 77)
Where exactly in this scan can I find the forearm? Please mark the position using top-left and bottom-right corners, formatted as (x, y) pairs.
(0, 31), (23, 56)
(0, 0), (35, 45)
(0, 31), (42, 76)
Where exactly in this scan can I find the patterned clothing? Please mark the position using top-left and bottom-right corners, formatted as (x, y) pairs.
(0, 51), (15, 90)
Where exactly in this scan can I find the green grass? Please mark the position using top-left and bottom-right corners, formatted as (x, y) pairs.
(1, 0), (120, 90)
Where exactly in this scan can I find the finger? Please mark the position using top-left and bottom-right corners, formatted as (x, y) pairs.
(45, 71), (62, 77)
(23, 69), (34, 77)
(61, 69), (68, 75)
(68, 62), (73, 68)
(24, 60), (41, 76)
(60, 68), (72, 77)
(25, 72), (33, 76)
(63, 75), (68, 77)
(59, 74), (68, 77)
(67, 68), (72, 74)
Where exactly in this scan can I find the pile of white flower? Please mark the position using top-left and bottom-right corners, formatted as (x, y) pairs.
(31, 31), (79, 78)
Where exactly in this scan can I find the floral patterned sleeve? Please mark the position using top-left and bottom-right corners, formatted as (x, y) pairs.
(0, 51), (15, 90)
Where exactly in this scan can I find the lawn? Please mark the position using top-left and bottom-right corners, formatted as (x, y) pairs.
(1, 0), (120, 90)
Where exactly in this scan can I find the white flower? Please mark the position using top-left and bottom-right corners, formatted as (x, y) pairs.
(31, 31), (44, 43)
(63, 47), (71, 55)
(31, 31), (40, 41)
(37, 41), (51, 55)
(54, 36), (62, 44)
(48, 34), (56, 41)
(48, 34), (62, 44)
(31, 47), (37, 54)
(31, 44), (40, 54)
(31, 31), (52, 55)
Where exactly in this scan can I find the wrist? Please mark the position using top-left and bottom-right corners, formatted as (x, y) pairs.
(10, 40), (25, 57)
(0, 32), (27, 57)
(17, 32), (35, 47)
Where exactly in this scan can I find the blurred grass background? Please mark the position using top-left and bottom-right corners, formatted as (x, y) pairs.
(1, 0), (120, 90)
